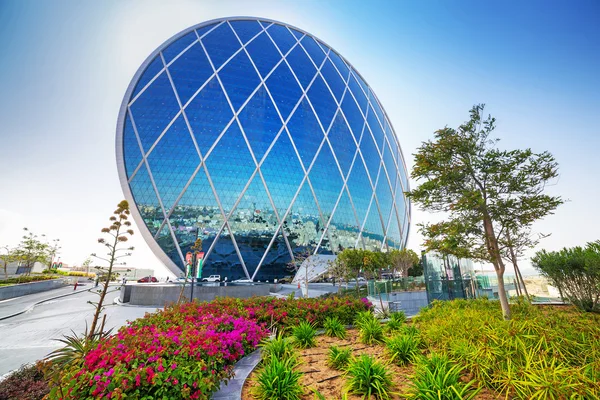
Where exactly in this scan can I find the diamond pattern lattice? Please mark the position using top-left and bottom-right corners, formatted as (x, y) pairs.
(119, 17), (410, 280)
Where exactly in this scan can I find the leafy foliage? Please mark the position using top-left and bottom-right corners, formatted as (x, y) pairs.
(386, 334), (420, 366)
(291, 321), (317, 349)
(406, 353), (480, 400)
(413, 298), (600, 399)
(358, 317), (384, 345)
(253, 357), (304, 400)
(260, 333), (297, 365)
(384, 311), (407, 332)
(532, 241), (600, 312)
(327, 345), (352, 370)
(324, 316), (347, 339)
(346, 354), (393, 399)
(0, 362), (49, 400)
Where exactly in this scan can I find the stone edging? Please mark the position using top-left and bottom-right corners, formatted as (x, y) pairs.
(212, 349), (262, 399)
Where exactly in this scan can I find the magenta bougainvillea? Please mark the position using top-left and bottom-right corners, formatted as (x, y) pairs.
(53, 296), (371, 399)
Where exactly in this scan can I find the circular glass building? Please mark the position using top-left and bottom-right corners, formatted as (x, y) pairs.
(116, 17), (410, 280)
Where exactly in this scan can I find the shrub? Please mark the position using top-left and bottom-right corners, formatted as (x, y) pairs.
(0, 362), (49, 400)
(413, 298), (600, 399)
(386, 334), (419, 366)
(359, 317), (384, 345)
(291, 321), (317, 349)
(346, 354), (393, 399)
(324, 316), (346, 339)
(0, 275), (57, 287)
(261, 333), (296, 364)
(407, 353), (480, 400)
(385, 311), (406, 332)
(354, 310), (377, 329)
(253, 357), (303, 400)
(327, 346), (352, 370)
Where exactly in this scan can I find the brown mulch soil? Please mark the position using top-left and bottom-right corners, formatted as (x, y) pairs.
(241, 328), (501, 399)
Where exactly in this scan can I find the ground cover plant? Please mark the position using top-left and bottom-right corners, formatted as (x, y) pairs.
(46, 295), (370, 399)
(0, 362), (49, 400)
(414, 298), (600, 399)
(346, 354), (394, 399)
(327, 345), (352, 370)
(324, 316), (347, 339)
(292, 321), (318, 349)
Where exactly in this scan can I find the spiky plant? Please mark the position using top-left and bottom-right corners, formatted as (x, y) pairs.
(324, 316), (347, 339)
(327, 345), (352, 370)
(292, 321), (317, 349)
(253, 357), (304, 400)
(386, 334), (419, 366)
(346, 354), (394, 399)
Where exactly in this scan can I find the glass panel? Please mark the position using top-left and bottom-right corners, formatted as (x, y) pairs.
(266, 24), (297, 55)
(359, 125), (381, 183)
(204, 226), (247, 281)
(320, 59), (345, 102)
(386, 202), (402, 250)
(238, 85), (282, 162)
(285, 181), (324, 255)
(395, 182), (408, 237)
(300, 36), (325, 66)
(323, 187), (360, 253)
(195, 22), (218, 39)
(367, 104), (385, 152)
(352, 70), (369, 98)
(129, 163), (164, 237)
(260, 130), (304, 218)
(155, 223), (183, 270)
(168, 42), (213, 106)
(258, 20), (271, 29)
(307, 74), (337, 130)
(254, 230), (291, 281)
(348, 73), (368, 114)
(265, 61), (303, 121)
(185, 76), (233, 155)
(245, 32), (282, 79)
(168, 167), (222, 266)
(123, 112), (143, 177)
(132, 56), (163, 98)
(205, 122), (256, 214)
(346, 155), (372, 227)
(327, 112), (356, 179)
(316, 40), (328, 54)
(328, 51), (350, 81)
(369, 89), (386, 127)
(286, 98), (322, 169)
(218, 50), (261, 111)
(285, 45), (316, 90)
(229, 20), (262, 45)
(308, 142), (343, 220)
(130, 71), (180, 153)
(374, 162), (393, 233)
(340, 92), (364, 143)
(147, 115), (200, 213)
(362, 196), (385, 251)
(289, 28), (304, 40)
(163, 31), (197, 65)
(228, 174), (279, 278)
(201, 22), (241, 70)
(382, 139), (398, 190)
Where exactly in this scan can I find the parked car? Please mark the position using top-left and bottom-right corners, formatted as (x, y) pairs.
(201, 275), (221, 282)
(137, 276), (158, 283)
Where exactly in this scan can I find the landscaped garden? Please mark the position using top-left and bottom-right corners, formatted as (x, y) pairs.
(1, 294), (599, 399)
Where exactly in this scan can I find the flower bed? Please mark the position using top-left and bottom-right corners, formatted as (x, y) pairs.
(51, 296), (371, 399)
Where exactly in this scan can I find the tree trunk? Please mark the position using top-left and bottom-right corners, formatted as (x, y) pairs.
(495, 267), (511, 319)
(513, 260), (530, 300)
(482, 215), (511, 319)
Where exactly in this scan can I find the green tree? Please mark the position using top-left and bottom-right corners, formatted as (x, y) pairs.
(13, 228), (50, 276)
(337, 248), (366, 294)
(532, 241), (600, 312)
(409, 104), (563, 319)
(1, 246), (15, 279)
(389, 249), (420, 278)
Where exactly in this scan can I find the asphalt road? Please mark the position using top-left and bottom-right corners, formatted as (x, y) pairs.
(0, 285), (158, 377)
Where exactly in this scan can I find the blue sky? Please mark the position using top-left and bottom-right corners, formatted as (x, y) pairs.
(0, 0), (598, 276)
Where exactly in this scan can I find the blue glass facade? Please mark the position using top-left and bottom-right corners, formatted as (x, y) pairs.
(117, 17), (411, 280)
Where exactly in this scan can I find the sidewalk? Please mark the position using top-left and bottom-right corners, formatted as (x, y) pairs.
(0, 283), (92, 320)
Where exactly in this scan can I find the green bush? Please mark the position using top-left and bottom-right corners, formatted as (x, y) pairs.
(291, 321), (317, 349)
(324, 316), (347, 339)
(385, 311), (406, 332)
(0, 362), (49, 400)
(414, 298), (600, 399)
(327, 346), (352, 370)
(386, 334), (420, 366)
(406, 353), (480, 400)
(346, 354), (393, 399)
(261, 333), (297, 365)
(359, 317), (384, 345)
(0, 275), (57, 286)
(253, 357), (304, 400)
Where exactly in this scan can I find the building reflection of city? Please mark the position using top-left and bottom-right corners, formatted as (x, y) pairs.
(138, 202), (388, 280)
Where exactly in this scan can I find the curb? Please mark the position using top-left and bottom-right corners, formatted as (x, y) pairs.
(0, 286), (93, 321)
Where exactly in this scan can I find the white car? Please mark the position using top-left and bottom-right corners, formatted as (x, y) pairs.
(201, 275), (221, 282)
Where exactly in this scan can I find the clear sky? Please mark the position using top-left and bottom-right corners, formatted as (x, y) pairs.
(0, 0), (598, 276)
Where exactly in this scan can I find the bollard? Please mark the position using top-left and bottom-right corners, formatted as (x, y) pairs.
(74, 280), (78, 291)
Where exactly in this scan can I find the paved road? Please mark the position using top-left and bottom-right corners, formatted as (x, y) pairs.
(0, 286), (158, 377)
